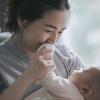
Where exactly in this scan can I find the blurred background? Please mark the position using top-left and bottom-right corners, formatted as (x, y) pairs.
(0, 0), (100, 66)
(62, 0), (100, 66)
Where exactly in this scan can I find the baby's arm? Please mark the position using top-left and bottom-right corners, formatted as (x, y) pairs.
(37, 43), (74, 99)
(39, 71), (73, 99)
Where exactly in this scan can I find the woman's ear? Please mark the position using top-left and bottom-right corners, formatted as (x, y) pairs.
(17, 18), (23, 29)
(17, 18), (28, 29)
(80, 87), (93, 96)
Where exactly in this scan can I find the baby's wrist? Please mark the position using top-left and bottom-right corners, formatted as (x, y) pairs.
(38, 71), (56, 85)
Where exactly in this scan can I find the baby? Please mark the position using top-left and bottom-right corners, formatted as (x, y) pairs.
(25, 44), (100, 100)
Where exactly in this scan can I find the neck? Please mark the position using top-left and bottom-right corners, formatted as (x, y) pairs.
(11, 33), (35, 57)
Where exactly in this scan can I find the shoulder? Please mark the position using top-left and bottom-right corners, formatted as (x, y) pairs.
(0, 39), (15, 70)
(0, 41), (7, 55)
(0, 40), (10, 56)
(55, 44), (80, 61)
(0, 32), (11, 52)
(55, 44), (86, 74)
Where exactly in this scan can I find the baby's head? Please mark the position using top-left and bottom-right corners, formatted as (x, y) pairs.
(69, 66), (100, 100)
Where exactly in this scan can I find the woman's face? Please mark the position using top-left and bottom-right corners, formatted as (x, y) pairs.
(20, 10), (70, 52)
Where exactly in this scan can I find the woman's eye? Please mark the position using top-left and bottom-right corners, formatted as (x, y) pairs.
(45, 30), (53, 33)
(59, 32), (62, 35)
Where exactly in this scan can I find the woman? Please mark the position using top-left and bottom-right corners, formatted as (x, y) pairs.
(0, 0), (85, 99)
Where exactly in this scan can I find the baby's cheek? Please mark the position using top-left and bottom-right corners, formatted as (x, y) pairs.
(70, 73), (83, 83)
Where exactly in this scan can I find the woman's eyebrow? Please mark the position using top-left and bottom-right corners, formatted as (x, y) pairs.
(45, 24), (66, 30)
(45, 24), (57, 29)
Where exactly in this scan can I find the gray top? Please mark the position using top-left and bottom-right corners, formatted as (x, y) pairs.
(0, 38), (85, 97)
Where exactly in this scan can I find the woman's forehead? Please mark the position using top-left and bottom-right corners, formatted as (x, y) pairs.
(41, 10), (70, 24)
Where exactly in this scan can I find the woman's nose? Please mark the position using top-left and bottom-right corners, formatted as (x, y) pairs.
(46, 32), (58, 44)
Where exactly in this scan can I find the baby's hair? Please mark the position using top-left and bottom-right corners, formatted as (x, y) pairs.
(86, 67), (100, 94)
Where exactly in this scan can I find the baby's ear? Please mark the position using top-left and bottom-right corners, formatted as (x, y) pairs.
(79, 87), (93, 96)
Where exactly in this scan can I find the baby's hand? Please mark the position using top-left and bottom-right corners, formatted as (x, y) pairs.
(37, 43), (56, 84)
(37, 43), (56, 70)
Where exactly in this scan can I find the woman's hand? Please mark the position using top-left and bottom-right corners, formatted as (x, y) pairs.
(22, 44), (55, 84)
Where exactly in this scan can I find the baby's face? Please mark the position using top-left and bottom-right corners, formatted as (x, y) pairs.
(69, 68), (90, 91)
(70, 67), (100, 84)
(69, 67), (100, 99)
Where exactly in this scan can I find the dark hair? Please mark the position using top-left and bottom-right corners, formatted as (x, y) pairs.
(6, 0), (70, 32)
